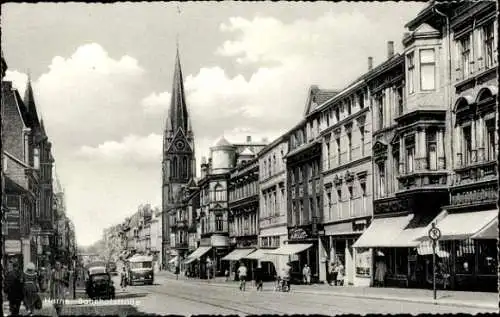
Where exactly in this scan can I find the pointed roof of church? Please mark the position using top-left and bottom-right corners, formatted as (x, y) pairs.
(166, 47), (190, 134)
(23, 74), (41, 131)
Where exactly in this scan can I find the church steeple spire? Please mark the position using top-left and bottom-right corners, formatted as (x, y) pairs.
(166, 47), (189, 134)
(24, 72), (41, 130)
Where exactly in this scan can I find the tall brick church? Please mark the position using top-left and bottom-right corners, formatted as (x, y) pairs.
(162, 48), (196, 268)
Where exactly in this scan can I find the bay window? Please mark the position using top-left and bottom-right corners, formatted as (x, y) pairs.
(407, 53), (415, 93)
(427, 130), (437, 170)
(420, 49), (436, 90)
(486, 119), (496, 161)
(460, 35), (471, 77)
(483, 23), (495, 69)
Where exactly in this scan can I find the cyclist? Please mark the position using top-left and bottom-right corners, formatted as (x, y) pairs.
(237, 262), (247, 291)
(281, 262), (292, 291)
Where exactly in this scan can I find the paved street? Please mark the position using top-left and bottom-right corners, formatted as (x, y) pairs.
(128, 273), (498, 315)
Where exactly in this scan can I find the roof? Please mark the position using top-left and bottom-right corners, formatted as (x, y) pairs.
(165, 48), (191, 134)
(239, 147), (254, 156)
(213, 135), (232, 147)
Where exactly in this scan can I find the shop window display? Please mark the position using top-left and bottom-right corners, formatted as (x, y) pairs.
(355, 248), (371, 277)
(477, 240), (497, 275)
(455, 239), (475, 274)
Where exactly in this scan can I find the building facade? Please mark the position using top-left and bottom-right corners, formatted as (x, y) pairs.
(353, 1), (497, 291)
(256, 135), (289, 279)
(317, 64), (374, 286)
(225, 156), (259, 279)
(162, 48), (196, 269)
(283, 86), (338, 283)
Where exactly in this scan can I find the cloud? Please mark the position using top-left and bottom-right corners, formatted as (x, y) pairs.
(141, 91), (171, 114)
(77, 133), (162, 164)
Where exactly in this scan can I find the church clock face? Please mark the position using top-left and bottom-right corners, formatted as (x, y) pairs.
(175, 140), (186, 150)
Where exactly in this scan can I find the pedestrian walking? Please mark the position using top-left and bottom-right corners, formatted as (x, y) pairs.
(49, 261), (69, 315)
(237, 262), (247, 291)
(22, 262), (42, 316)
(254, 264), (263, 291)
(302, 264), (311, 285)
(120, 267), (127, 289)
(4, 261), (24, 316)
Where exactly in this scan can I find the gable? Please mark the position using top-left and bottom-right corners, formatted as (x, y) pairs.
(165, 128), (193, 154)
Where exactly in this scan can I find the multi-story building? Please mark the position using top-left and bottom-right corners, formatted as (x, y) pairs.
(162, 48), (197, 269)
(281, 86), (338, 283)
(255, 135), (288, 279)
(170, 179), (199, 270)
(224, 154), (259, 279)
(410, 1), (497, 291)
(318, 59), (374, 286)
(149, 207), (162, 270)
(354, 1), (497, 291)
(186, 136), (266, 278)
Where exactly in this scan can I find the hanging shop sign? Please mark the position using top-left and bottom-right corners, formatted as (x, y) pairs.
(289, 227), (308, 240)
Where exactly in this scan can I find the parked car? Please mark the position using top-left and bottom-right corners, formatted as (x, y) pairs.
(127, 255), (154, 285)
(85, 266), (115, 300)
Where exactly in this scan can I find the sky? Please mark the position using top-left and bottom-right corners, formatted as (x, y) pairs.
(2, 1), (427, 247)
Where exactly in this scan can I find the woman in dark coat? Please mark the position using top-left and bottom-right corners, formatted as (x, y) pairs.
(23, 262), (40, 316)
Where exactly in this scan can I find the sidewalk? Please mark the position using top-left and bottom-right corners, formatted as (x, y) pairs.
(3, 300), (57, 317)
(156, 271), (498, 310)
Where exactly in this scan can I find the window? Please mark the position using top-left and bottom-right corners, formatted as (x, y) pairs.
(33, 148), (40, 170)
(215, 215), (223, 231)
(213, 184), (226, 201)
(309, 198), (314, 222)
(405, 136), (415, 173)
(335, 107), (340, 122)
(316, 118), (320, 136)
(483, 23), (495, 69)
(326, 192), (332, 219)
(378, 162), (386, 197)
(291, 170), (295, 184)
(420, 49), (436, 90)
(407, 53), (415, 93)
(358, 93), (365, 109)
(336, 137), (341, 165)
(337, 188), (342, 203)
(360, 181), (366, 197)
(346, 99), (352, 116)
(456, 239), (475, 274)
(396, 86), (404, 115)
(377, 94), (384, 130)
(299, 200), (304, 225)
(427, 130), (437, 170)
(347, 132), (352, 161)
(486, 119), (496, 161)
(477, 240), (497, 275)
(182, 156), (188, 178)
(359, 126), (365, 156)
(460, 35), (471, 76)
(172, 157), (178, 178)
(326, 141), (331, 169)
(462, 125), (472, 165)
(298, 167), (303, 182)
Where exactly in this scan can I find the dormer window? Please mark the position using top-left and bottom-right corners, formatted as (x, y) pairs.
(420, 49), (436, 91)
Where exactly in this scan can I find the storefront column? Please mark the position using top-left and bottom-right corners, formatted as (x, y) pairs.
(437, 129), (445, 169)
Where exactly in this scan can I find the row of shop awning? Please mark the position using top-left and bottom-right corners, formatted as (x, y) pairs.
(353, 209), (498, 249)
(182, 243), (315, 265)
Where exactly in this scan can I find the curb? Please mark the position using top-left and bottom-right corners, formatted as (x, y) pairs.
(161, 277), (497, 310)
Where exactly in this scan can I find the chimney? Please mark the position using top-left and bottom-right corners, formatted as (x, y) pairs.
(387, 41), (394, 59)
(246, 136), (252, 143)
(368, 57), (373, 71)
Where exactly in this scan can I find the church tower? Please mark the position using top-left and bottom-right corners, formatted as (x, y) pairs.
(162, 47), (196, 266)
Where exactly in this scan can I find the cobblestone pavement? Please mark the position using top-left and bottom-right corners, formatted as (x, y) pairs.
(130, 272), (498, 316)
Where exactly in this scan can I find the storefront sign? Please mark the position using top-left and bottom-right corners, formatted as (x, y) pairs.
(450, 186), (497, 206)
(211, 235), (229, 247)
(5, 240), (22, 253)
(289, 228), (308, 240)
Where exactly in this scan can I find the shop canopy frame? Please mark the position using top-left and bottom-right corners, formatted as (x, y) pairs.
(243, 249), (273, 261)
(353, 214), (414, 248)
(265, 243), (313, 255)
(183, 246), (212, 264)
(415, 209), (498, 242)
(222, 248), (255, 261)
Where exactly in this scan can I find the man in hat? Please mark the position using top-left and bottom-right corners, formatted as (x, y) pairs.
(4, 260), (24, 316)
